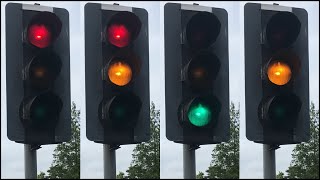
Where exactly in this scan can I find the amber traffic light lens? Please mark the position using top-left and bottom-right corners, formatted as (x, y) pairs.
(28, 52), (62, 90)
(108, 61), (132, 86)
(267, 61), (292, 85)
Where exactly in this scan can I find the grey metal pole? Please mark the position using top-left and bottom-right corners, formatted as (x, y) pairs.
(24, 144), (37, 179)
(263, 144), (276, 179)
(103, 144), (116, 179)
(183, 144), (196, 179)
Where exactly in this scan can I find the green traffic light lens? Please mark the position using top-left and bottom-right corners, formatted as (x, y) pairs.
(188, 103), (212, 127)
(34, 106), (46, 119)
(25, 92), (62, 129)
(267, 94), (302, 128)
(113, 106), (126, 120)
(269, 104), (287, 122)
(107, 93), (142, 128)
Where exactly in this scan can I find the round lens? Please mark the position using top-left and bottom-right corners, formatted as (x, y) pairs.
(108, 61), (132, 86)
(188, 103), (212, 127)
(27, 24), (52, 48)
(107, 24), (131, 48)
(267, 61), (292, 85)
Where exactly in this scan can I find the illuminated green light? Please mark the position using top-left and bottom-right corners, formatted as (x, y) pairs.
(188, 103), (212, 127)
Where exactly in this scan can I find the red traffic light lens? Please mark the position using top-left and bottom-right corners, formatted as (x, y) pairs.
(186, 12), (221, 49)
(26, 11), (62, 48)
(106, 11), (142, 48)
(266, 12), (301, 49)
(107, 24), (131, 48)
(28, 24), (52, 48)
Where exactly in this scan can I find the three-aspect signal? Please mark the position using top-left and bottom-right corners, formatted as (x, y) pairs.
(165, 3), (229, 145)
(85, 3), (150, 144)
(245, 3), (309, 144)
(6, 3), (71, 144)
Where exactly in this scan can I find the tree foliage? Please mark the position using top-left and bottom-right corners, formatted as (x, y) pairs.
(117, 102), (160, 179)
(37, 102), (80, 179)
(277, 102), (319, 179)
(197, 102), (239, 179)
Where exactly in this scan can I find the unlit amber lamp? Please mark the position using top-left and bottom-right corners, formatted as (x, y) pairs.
(34, 67), (46, 78)
(108, 61), (132, 86)
(267, 61), (292, 86)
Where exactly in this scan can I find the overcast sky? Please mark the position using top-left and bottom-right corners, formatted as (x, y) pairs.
(1, 1), (319, 179)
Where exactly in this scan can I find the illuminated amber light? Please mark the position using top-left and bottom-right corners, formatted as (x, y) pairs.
(108, 61), (132, 86)
(267, 61), (292, 85)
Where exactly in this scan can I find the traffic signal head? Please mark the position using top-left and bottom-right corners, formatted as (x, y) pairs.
(244, 3), (309, 144)
(85, 3), (150, 145)
(165, 3), (229, 145)
(6, 3), (71, 145)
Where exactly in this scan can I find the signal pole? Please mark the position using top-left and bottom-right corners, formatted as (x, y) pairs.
(24, 144), (39, 179)
(183, 144), (199, 179)
(103, 144), (120, 179)
(263, 144), (279, 179)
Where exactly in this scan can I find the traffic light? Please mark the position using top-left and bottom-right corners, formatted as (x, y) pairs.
(6, 3), (71, 145)
(85, 3), (150, 144)
(244, 3), (309, 144)
(164, 3), (229, 145)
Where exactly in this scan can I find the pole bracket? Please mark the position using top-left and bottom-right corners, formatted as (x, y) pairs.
(109, 144), (121, 151)
(269, 144), (280, 150)
(188, 144), (200, 151)
(30, 144), (42, 151)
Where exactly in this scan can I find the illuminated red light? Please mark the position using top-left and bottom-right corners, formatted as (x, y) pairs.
(28, 24), (52, 48)
(107, 24), (131, 48)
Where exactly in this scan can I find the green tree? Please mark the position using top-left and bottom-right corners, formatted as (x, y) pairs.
(276, 171), (286, 179)
(196, 171), (206, 179)
(117, 102), (160, 179)
(116, 172), (127, 179)
(38, 102), (80, 179)
(197, 102), (239, 179)
(277, 103), (319, 179)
